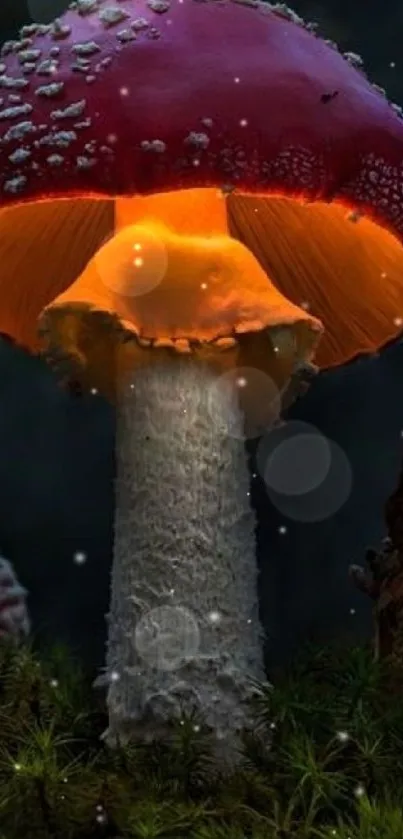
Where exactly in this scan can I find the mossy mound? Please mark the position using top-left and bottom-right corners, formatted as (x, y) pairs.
(0, 639), (402, 838)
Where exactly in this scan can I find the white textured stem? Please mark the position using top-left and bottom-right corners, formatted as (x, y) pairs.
(103, 357), (266, 761)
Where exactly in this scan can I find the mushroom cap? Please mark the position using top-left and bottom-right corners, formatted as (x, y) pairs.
(40, 217), (322, 401)
(47, 218), (323, 341)
(0, 556), (30, 639)
(0, 0), (402, 370)
(0, 0), (402, 231)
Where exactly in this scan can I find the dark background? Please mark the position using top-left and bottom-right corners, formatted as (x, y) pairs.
(1, 0), (403, 672)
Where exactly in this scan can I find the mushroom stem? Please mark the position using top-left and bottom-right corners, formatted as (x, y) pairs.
(100, 354), (265, 762)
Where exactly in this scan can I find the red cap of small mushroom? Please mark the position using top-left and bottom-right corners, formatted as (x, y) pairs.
(0, 0), (403, 235)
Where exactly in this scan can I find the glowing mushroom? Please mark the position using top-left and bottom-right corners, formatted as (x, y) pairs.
(1, 0), (403, 759)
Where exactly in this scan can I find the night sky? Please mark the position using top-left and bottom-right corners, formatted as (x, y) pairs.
(1, 1), (403, 673)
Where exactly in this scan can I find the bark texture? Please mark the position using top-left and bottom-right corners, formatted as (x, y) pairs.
(100, 357), (266, 761)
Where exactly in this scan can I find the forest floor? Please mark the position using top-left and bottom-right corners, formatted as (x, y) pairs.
(0, 638), (401, 838)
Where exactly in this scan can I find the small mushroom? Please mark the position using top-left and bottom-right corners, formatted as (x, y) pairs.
(0, 0), (402, 762)
(0, 555), (30, 640)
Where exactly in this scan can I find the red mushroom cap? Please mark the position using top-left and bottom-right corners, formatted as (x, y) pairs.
(0, 0), (402, 235)
(1, 0), (403, 369)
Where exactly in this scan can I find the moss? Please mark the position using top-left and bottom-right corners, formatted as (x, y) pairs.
(0, 637), (402, 838)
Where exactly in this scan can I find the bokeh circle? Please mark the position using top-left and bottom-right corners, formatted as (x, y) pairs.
(256, 420), (353, 522)
(94, 224), (168, 299)
(264, 430), (332, 496)
(207, 366), (282, 441)
(134, 605), (200, 671)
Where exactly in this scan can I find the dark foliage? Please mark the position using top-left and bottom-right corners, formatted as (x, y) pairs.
(0, 639), (402, 838)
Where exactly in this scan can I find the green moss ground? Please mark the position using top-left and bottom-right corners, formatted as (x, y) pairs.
(0, 638), (402, 838)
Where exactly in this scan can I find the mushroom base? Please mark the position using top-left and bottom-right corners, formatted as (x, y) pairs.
(98, 355), (267, 765)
